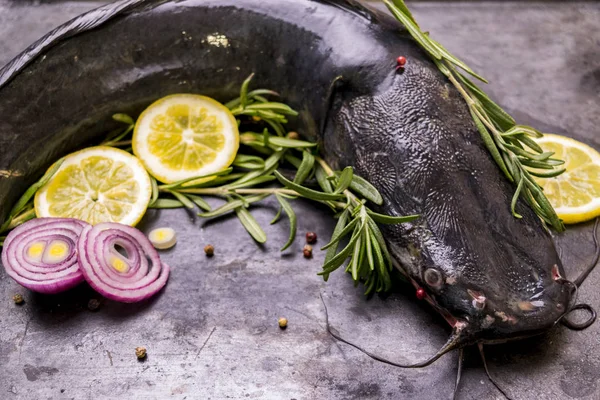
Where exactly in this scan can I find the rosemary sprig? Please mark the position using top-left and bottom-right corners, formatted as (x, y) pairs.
(142, 76), (419, 293)
(0, 75), (418, 295)
(383, 0), (566, 232)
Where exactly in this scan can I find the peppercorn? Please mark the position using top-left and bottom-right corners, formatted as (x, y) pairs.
(416, 288), (426, 300)
(306, 231), (317, 244)
(287, 131), (299, 140)
(135, 346), (147, 360)
(278, 317), (288, 329)
(87, 299), (101, 311)
(303, 244), (313, 258)
(204, 244), (214, 257)
(397, 56), (407, 67)
(12, 294), (24, 305)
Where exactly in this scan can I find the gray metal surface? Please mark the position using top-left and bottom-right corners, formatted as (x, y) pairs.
(1, 1), (599, 399)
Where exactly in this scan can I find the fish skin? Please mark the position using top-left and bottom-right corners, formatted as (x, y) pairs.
(0, 0), (571, 344)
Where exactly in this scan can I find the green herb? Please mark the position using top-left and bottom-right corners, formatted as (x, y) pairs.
(383, 0), (565, 231)
(0, 76), (418, 296)
(144, 75), (419, 293)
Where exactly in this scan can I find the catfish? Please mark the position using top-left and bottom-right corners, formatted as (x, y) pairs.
(0, 0), (592, 397)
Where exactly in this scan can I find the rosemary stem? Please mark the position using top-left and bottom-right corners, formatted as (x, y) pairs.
(315, 156), (362, 207)
(104, 140), (132, 147)
(444, 66), (476, 107)
(6, 208), (36, 230)
(174, 187), (300, 196)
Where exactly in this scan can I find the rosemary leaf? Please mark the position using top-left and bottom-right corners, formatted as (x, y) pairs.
(392, 0), (418, 26)
(271, 206), (283, 225)
(187, 194), (211, 211)
(383, 0), (442, 60)
(150, 176), (159, 206)
(294, 151), (315, 184)
(148, 198), (185, 209)
(112, 113), (135, 125)
(226, 175), (276, 190)
(240, 73), (254, 109)
(319, 224), (362, 275)
(322, 209), (350, 281)
(265, 119), (286, 137)
(275, 193), (297, 251)
(316, 165), (334, 193)
(526, 168), (567, 178)
(159, 168), (233, 190)
(245, 102), (298, 116)
(265, 136), (316, 149)
(225, 88), (279, 109)
(335, 171), (383, 205)
(518, 158), (564, 169)
(504, 145), (554, 161)
(510, 177), (525, 219)
(366, 210), (419, 224)
(168, 190), (195, 209)
(513, 134), (544, 154)
(233, 154), (265, 170)
(367, 218), (392, 266)
(199, 194), (270, 218)
(470, 108), (512, 181)
(9, 157), (65, 218)
(274, 171), (345, 201)
(350, 234), (362, 281)
(235, 206), (267, 243)
(458, 73), (516, 131)
(369, 226), (386, 272)
(365, 227), (375, 271)
(334, 167), (354, 194)
(429, 38), (487, 83)
(284, 154), (302, 169)
(321, 216), (359, 251)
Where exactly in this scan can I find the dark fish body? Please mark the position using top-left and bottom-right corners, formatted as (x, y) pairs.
(0, 0), (571, 348)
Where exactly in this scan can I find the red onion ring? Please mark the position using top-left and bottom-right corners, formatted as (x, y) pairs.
(77, 222), (170, 303)
(1, 218), (89, 294)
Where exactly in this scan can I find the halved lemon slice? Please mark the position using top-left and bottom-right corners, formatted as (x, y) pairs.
(534, 134), (600, 224)
(35, 146), (152, 226)
(132, 94), (239, 184)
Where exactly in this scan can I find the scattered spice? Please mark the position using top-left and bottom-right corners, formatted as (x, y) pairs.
(135, 346), (147, 360)
(396, 56), (407, 67)
(416, 288), (426, 300)
(287, 131), (299, 140)
(303, 244), (313, 258)
(278, 317), (288, 329)
(87, 299), (101, 311)
(305, 231), (317, 244)
(204, 244), (214, 257)
(12, 294), (24, 305)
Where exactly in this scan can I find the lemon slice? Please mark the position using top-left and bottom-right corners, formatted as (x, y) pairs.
(35, 146), (152, 226)
(132, 94), (239, 184)
(534, 134), (600, 224)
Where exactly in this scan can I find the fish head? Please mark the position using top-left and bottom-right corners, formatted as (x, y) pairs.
(408, 254), (574, 344)
(324, 54), (574, 345)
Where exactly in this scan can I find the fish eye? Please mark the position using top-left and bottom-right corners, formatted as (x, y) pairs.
(424, 268), (443, 288)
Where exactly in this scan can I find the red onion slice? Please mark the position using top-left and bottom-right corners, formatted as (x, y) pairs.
(1, 218), (89, 294)
(77, 223), (170, 303)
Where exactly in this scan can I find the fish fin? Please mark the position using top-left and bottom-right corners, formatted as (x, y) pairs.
(477, 343), (513, 400)
(452, 348), (464, 400)
(320, 292), (464, 368)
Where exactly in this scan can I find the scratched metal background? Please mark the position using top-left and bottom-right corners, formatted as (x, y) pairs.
(0, 1), (599, 399)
